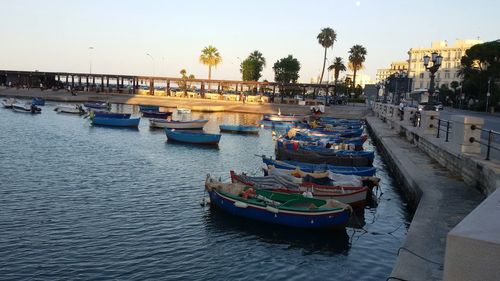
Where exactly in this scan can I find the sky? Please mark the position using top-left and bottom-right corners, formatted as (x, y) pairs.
(1, 0), (499, 83)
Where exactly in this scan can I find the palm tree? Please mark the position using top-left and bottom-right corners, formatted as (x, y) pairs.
(348, 44), (367, 90)
(328, 57), (346, 96)
(317, 28), (337, 85)
(199, 45), (222, 91)
(249, 50), (266, 68)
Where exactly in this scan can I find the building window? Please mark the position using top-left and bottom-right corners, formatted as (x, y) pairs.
(445, 73), (450, 79)
(419, 82), (423, 88)
(419, 73), (424, 79)
(437, 73), (441, 79)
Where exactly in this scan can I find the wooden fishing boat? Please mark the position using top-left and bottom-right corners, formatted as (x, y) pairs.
(141, 110), (172, 118)
(84, 101), (110, 110)
(31, 97), (45, 106)
(91, 112), (131, 119)
(263, 113), (307, 122)
(261, 156), (376, 176)
(54, 104), (85, 114)
(275, 145), (373, 166)
(139, 105), (160, 112)
(230, 171), (369, 207)
(177, 107), (191, 114)
(1, 98), (16, 108)
(151, 119), (208, 129)
(12, 103), (41, 114)
(219, 124), (259, 134)
(205, 176), (351, 229)
(91, 117), (140, 128)
(165, 129), (221, 145)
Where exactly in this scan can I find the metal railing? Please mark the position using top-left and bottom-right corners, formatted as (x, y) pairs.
(469, 125), (500, 160)
(436, 118), (451, 142)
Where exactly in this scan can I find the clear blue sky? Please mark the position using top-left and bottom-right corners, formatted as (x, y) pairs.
(1, 0), (498, 83)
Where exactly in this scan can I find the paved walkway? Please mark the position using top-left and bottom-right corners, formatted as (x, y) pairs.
(367, 116), (484, 281)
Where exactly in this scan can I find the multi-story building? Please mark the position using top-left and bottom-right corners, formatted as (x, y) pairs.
(376, 61), (408, 83)
(408, 39), (483, 91)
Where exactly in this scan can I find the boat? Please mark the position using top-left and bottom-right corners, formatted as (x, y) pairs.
(263, 113), (307, 122)
(1, 98), (16, 108)
(177, 107), (191, 114)
(139, 105), (160, 112)
(275, 145), (373, 166)
(150, 119), (208, 129)
(141, 110), (172, 119)
(91, 112), (131, 119)
(219, 124), (259, 134)
(31, 97), (45, 106)
(261, 156), (376, 176)
(230, 171), (369, 207)
(205, 175), (351, 229)
(84, 101), (110, 110)
(165, 129), (221, 145)
(91, 117), (140, 128)
(12, 103), (41, 114)
(54, 104), (85, 114)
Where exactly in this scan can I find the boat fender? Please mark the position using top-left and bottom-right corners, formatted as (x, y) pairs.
(234, 201), (248, 208)
(266, 206), (279, 214)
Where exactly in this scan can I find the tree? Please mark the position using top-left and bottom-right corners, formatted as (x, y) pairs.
(458, 41), (500, 109)
(317, 27), (337, 86)
(199, 45), (222, 90)
(179, 69), (195, 93)
(273, 55), (301, 102)
(328, 57), (346, 96)
(241, 50), (266, 82)
(348, 44), (367, 90)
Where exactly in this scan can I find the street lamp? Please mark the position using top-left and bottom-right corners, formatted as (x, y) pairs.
(88, 47), (94, 74)
(146, 53), (155, 77)
(423, 51), (443, 103)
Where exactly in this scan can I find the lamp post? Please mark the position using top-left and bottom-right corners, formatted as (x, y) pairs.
(486, 78), (491, 112)
(423, 52), (443, 104)
(88, 47), (94, 74)
(146, 53), (155, 77)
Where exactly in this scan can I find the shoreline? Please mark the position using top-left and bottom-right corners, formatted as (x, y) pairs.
(0, 87), (370, 119)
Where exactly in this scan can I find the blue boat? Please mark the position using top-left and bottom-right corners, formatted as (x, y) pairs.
(31, 97), (45, 106)
(142, 110), (172, 118)
(165, 129), (221, 145)
(92, 117), (140, 128)
(219, 124), (259, 134)
(139, 105), (160, 112)
(262, 156), (376, 176)
(84, 102), (110, 109)
(92, 112), (131, 119)
(205, 176), (351, 229)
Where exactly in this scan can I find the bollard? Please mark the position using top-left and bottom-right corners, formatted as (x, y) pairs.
(450, 115), (484, 154)
(419, 110), (439, 135)
(404, 107), (416, 126)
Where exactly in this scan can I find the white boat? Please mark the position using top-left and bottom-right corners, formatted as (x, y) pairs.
(12, 102), (41, 114)
(149, 119), (208, 129)
(54, 104), (85, 114)
(1, 98), (16, 108)
(177, 107), (191, 114)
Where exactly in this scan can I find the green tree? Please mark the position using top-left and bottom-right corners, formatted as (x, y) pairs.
(328, 57), (346, 96)
(273, 55), (301, 102)
(241, 50), (266, 82)
(458, 40), (500, 109)
(179, 69), (195, 93)
(348, 44), (367, 90)
(316, 27), (337, 86)
(199, 45), (222, 90)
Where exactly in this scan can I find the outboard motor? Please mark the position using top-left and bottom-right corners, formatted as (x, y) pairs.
(31, 104), (36, 113)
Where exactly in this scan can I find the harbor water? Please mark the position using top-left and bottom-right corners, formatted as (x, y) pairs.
(0, 101), (411, 280)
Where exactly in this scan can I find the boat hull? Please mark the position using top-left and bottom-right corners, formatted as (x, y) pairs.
(263, 114), (306, 122)
(165, 129), (220, 145)
(141, 111), (172, 118)
(12, 103), (41, 114)
(31, 98), (45, 106)
(92, 117), (140, 128)
(55, 105), (84, 114)
(219, 124), (259, 134)
(262, 157), (376, 176)
(208, 189), (350, 228)
(151, 119), (208, 129)
(93, 112), (131, 119)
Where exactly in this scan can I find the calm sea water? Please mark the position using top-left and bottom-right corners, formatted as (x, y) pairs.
(0, 101), (411, 281)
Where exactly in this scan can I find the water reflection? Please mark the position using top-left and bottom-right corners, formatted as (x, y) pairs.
(204, 207), (350, 256)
